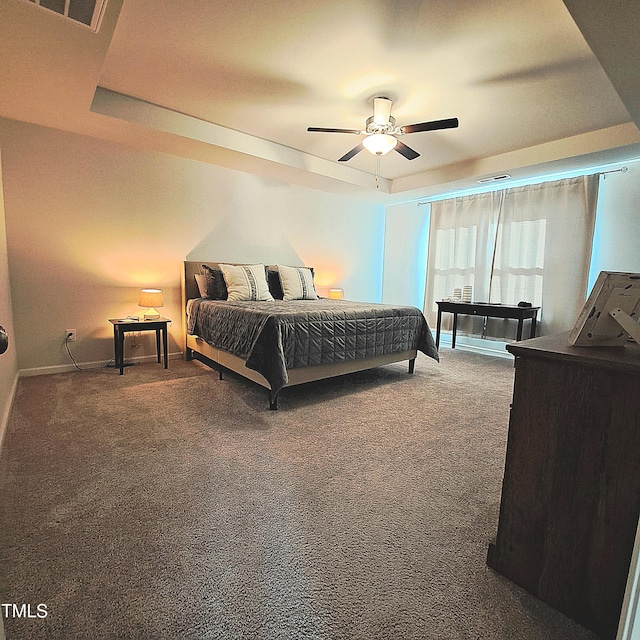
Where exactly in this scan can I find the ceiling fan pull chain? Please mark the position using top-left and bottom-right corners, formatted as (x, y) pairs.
(375, 154), (381, 189)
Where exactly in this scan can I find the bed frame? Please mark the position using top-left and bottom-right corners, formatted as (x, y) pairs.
(181, 261), (417, 409)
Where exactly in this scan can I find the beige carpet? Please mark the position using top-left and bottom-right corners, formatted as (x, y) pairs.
(0, 349), (600, 639)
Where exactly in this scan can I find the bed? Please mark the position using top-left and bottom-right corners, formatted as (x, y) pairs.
(181, 261), (439, 408)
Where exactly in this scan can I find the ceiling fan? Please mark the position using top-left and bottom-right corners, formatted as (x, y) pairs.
(307, 97), (459, 162)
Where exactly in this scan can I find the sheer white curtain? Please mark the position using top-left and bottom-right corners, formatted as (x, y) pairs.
(424, 176), (599, 339)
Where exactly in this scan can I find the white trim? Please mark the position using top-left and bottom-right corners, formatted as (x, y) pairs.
(0, 373), (19, 453)
(18, 352), (184, 378)
(436, 331), (513, 359)
(617, 517), (640, 640)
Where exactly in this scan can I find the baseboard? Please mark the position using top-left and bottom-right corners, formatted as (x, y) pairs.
(437, 332), (513, 359)
(0, 372), (19, 454)
(18, 351), (184, 378)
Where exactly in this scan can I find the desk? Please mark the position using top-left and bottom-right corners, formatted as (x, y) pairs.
(435, 301), (539, 348)
(109, 317), (170, 375)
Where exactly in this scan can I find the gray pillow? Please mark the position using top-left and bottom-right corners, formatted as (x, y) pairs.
(201, 265), (228, 299)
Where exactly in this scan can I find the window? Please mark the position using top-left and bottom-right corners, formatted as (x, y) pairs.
(490, 219), (546, 307)
(425, 176), (599, 340)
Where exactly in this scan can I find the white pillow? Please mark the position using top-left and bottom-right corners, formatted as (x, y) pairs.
(218, 264), (274, 302)
(277, 265), (318, 301)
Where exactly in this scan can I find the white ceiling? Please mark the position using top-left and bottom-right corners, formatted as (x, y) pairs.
(1, 0), (639, 202)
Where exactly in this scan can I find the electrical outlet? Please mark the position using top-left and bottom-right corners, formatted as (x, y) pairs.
(65, 329), (76, 342)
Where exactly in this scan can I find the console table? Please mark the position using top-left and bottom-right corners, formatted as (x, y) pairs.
(435, 301), (539, 348)
(487, 332), (640, 639)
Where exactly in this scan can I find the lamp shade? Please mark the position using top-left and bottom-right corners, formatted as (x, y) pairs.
(138, 289), (163, 319)
(328, 288), (344, 300)
(138, 289), (163, 308)
(362, 133), (398, 156)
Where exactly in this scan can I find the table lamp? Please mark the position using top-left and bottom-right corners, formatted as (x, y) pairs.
(138, 289), (163, 320)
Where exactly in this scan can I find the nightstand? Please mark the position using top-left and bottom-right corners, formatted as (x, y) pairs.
(108, 317), (171, 375)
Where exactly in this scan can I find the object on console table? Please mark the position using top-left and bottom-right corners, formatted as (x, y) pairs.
(487, 332), (640, 639)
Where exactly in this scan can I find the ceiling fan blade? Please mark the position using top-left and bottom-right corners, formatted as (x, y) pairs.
(338, 144), (364, 162)
(400, 117), (459, 134)
(394, 140), (420, 160)
(307, 127), (362, 134)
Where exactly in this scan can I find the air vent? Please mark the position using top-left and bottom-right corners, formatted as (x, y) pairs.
(477, 174), (512, 184)
(23, 0), (107, 31)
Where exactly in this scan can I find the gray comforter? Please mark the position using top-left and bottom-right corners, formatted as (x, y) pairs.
(187, 298), (439, 397)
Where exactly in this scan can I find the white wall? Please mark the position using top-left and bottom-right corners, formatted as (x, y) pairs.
(589, 161), (640, 288)
(0, 144), (18, 447)
(381, 202), (430, 308)
(0, 120), (385, 372)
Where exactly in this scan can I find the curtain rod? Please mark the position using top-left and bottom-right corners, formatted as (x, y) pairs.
(601, 166), (628, 178)
(416, 166), (629, 206)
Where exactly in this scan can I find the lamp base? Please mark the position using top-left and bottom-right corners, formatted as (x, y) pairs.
(143, 308), (160, 320)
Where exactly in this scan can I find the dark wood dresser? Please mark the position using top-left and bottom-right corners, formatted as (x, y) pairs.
(487, 332), (640, 639)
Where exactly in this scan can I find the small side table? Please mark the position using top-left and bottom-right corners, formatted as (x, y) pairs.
(109, 317), (171, 375)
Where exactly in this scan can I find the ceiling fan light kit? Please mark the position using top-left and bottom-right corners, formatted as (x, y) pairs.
(307, 96), (459, 185)
(362, 133), (398, 155)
